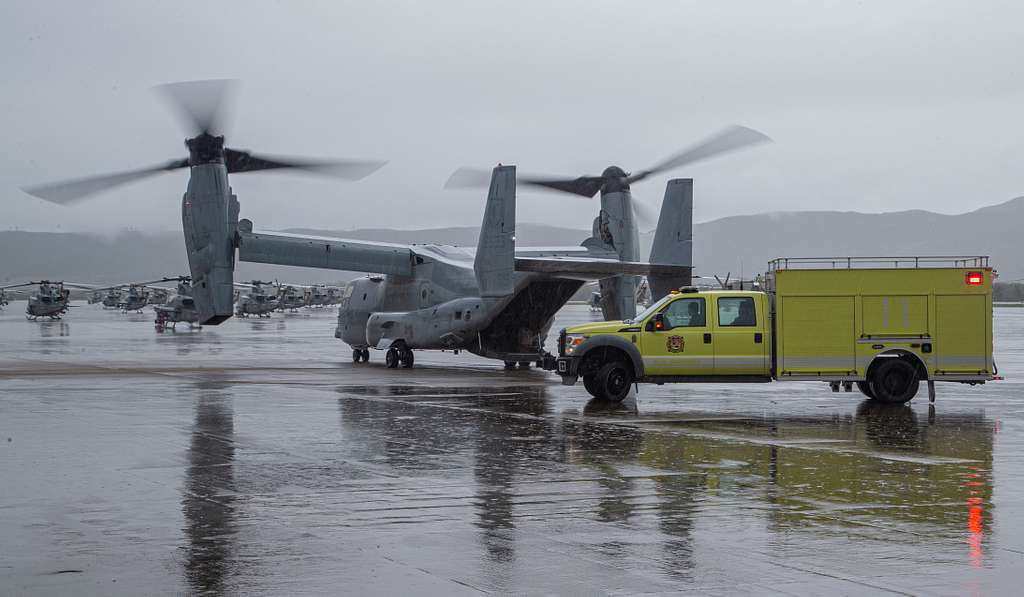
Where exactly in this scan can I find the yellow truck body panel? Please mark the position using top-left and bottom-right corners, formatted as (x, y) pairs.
(773, 266), (993, 381)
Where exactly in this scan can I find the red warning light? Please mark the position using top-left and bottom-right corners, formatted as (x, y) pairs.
(966, 272), (984, 286)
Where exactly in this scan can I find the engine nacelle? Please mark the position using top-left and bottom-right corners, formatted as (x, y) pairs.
(182, 163), (237, 325)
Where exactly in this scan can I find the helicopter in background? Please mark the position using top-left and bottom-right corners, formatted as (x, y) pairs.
(154, 277), (201, 331)
(276, 282), (307, 311)
(89, 278), (180, 313)
(234, 281), (279, 318)
(1, 281), (90, 320)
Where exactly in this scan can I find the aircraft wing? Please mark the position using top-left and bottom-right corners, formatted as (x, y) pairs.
(237, 223), (414, 276)
(514, 257), (691, 281)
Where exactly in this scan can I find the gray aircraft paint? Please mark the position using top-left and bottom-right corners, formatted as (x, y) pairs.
(648, 178), (694, 298)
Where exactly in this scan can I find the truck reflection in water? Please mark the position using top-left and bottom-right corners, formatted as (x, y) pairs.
(330, 386), (995, 589)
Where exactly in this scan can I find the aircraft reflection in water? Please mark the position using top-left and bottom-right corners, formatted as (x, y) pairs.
(338, 389), (996, 585)
(181, 380), (237, 595)
(336, 385), (555, 591)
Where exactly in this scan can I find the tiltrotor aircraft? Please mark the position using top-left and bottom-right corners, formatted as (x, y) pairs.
(22, 80), (768, 369)
(234, 280), (279, 318)
(1, 281), (86, 320)
(154, 277), (201, 331)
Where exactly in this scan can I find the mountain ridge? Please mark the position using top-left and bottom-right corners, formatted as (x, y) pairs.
(2, 196), (1020, 284)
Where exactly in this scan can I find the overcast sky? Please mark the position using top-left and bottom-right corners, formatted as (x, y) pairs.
(1, 0), (1021, 233)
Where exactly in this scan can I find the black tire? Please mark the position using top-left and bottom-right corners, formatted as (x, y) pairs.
(385, 347), (400, 368)
(352, 349), (363, 363)
(856, 381), (875, 399)
(517, 361), (531, 369)
(582, 375), (600, 397)
(869, 359), (920, 403)
(400, 348), (414, 368)
(504, 361), (516, 370)
(361, 349), (370, 362)
(595, 362), (633, 402)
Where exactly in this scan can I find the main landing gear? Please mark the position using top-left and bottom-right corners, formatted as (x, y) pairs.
(351, 348), (370, 363)
(385, 344), (414, 369)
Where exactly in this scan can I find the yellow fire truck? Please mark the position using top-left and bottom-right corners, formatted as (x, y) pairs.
(555, 256), (995, 403)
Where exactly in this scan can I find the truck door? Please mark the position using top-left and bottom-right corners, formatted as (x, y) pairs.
(639, 296), (714, 376)
(713, 295), (769, 375)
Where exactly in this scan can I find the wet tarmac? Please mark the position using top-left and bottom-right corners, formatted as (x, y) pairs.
(1, 302), (1022, 595)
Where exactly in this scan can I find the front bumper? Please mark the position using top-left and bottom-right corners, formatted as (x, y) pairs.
(556, 357), (579, 385)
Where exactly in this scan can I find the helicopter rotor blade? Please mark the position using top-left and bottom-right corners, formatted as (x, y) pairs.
(21, 159), (190, 204)
(224, 149), (386, 180)
(154, 79), (238, 136)
(627, 125), (771, 184)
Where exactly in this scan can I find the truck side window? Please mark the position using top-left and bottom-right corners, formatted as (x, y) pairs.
(718, 297), (756, 327)
(661, 298), (706, 328)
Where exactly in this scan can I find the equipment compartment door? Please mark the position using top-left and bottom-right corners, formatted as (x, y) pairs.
(639, 297), (713, 376)
(713, 295), (769, 375)
(935, 294), (990, 374)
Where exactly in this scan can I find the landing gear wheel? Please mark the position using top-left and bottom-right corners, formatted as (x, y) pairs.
(504, 361), (516, 370)
(399, 347), (414, 368)
(869, 359), (920, 403)
(583, 375), (600, 397)
(856, 381), (875, 399)
(352, 349), (363, 363)
(385, 347), (400, 368)
(517, 361), (531, 369)
(595, 362), (633, 402)
(361, 349), (370, 362)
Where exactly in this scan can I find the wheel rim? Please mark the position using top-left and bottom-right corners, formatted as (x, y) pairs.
(882, 368), (911, 396)
(607, 368), (629, 395)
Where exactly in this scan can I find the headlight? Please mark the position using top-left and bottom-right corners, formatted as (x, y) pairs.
(563, 334), (586, 355)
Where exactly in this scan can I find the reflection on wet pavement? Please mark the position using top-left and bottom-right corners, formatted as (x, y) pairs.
(1, 303), (1023, 595)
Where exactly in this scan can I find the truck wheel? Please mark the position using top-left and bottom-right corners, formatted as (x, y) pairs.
(583, 375), (600, 397)
(595, 362), (633, 402)
(856, 381), (875, 399)
(869, 359), (920, 403)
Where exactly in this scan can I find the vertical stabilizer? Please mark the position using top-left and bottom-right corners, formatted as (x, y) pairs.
(648, 178), (693, 299)
(595, 190), (640, 321)
(474, 165), (516, 297)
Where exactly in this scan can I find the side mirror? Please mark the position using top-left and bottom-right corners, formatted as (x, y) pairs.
(646, 313), (666, 332)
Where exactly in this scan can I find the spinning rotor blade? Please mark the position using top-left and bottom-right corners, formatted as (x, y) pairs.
(445, 167), (604, 198)
(627, 125), (771, 184)
(518, 175), (604, 198)
(224, 149), (386, 180)
(22, 159), (189, 204)
(155, 79), (237, 136)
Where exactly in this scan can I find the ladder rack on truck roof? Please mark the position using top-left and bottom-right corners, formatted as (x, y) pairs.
(769, 256), (989, 271)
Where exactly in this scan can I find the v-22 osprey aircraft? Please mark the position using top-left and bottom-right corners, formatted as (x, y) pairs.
(22, 80), (766, 368)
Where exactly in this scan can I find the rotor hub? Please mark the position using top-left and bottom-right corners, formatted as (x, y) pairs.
(185, 133), (226, 166)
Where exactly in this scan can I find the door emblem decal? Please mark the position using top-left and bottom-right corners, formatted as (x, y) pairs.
(667, 335), (685, 353)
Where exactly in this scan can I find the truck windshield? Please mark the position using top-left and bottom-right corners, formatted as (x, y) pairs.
(625, 295), (672, 324)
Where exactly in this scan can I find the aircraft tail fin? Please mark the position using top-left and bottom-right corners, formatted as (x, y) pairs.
(474, 165), (516, 297)
(648, 178), (693, 299)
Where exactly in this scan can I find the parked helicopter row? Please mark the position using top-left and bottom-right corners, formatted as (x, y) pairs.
(19, 79), (772, 368)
